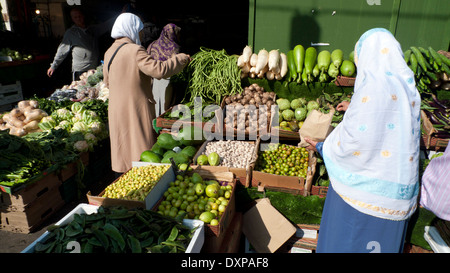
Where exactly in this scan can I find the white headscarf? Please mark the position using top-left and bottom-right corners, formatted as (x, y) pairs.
(111, 13), (144, 45)
(322, 28), (421, 221)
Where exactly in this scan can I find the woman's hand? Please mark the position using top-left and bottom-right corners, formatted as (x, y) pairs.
(47, 68), (54, 77)
(304, 137), (318, 152)
(336, 101), (350, 112)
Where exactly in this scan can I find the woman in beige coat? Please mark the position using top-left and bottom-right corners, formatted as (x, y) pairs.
(103, 13), (190, 174)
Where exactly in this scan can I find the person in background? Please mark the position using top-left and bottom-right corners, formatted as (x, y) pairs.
(147, 23), (182, 116)
(305, 28), (421, 253)
(103, 13), (190, 177)
(47, 7), (116, 81)
(420, 145), (450, 221)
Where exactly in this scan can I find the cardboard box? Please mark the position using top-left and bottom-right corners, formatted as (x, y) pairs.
(191, 138), (259, 187)
(21, 203), (205, 253)
(251, 141), (317, 195)
(242, 198), (297, 253)
(86, 162), (174, 210)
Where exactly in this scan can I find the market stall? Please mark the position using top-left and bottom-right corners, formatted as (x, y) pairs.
(1, 1), (449, 254)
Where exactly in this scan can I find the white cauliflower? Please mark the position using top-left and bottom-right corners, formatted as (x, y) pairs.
(73, 140), (89, 152)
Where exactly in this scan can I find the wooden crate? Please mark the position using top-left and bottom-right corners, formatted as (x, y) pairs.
(0, 172), (60, 208)
(0, 81), (22, 107)
(0, 176), (65, 233)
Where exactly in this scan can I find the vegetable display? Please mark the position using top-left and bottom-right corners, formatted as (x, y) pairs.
(177, 47), (242, 105)
(199, 140), (256, 169)
(405, 46), (450, 94)
(58, 65), (109, 102)
(0, 48), (33, 61)
(421, 94), (450, 139)
(0, 100), (48, 136)
(156, 172), (233, 225)
(0, 130), (50, 187)
(237, 46), (288, 80)
(33, 206), (196, 253)
(275, 92), (351, 132)
(223, 83), (275, 133)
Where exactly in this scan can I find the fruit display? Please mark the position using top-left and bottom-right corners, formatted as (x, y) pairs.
(275, 91), (351, 131)
(404, 46), (450, 94)
(33, 206), (196, 253)
(223, 83), (275, 133)
(198, 140), (256, 168)
(255, 143), (310, 178)
(102, 164), (171, 201)
(156, 172), (234, 225)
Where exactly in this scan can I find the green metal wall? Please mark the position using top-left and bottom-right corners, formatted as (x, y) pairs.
(248, 0), (450, 57)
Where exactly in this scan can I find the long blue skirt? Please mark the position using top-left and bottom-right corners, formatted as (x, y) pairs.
(316, 183), (409, 253)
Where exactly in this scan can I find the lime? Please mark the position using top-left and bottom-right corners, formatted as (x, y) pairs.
(210, 219), (219, 226)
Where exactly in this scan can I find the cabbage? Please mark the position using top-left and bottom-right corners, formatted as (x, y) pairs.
(71, 102), (87, 116)
(71, 121), (89, 133)
(38, 116), (57, 131)
(55, 108), (74, 121)
(82, 110), (99, 125)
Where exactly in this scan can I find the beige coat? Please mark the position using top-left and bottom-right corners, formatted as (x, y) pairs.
(104, 37), (189, 173)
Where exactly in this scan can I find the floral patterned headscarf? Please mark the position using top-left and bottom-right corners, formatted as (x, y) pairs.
(147, 23), (181, 61)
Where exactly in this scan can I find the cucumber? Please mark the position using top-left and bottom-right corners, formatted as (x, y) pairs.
(410, 53), (418, 74)
(404, 49), (412, 63)
(410, 47), (428, 72)
(428, 47), (442, 66)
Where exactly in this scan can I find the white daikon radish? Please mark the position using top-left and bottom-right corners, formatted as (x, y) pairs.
(268, 49), (280, 72)
(237, 55), (245, 67)
(242, 45), (253, 63)
(250, 53), (258, 67)
(279, 53), (288, 77)
(255, 49), (269, 74)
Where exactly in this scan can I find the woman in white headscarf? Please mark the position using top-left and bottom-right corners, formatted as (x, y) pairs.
(306, 28), (421, 253)
(103, 13), (190, 175)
